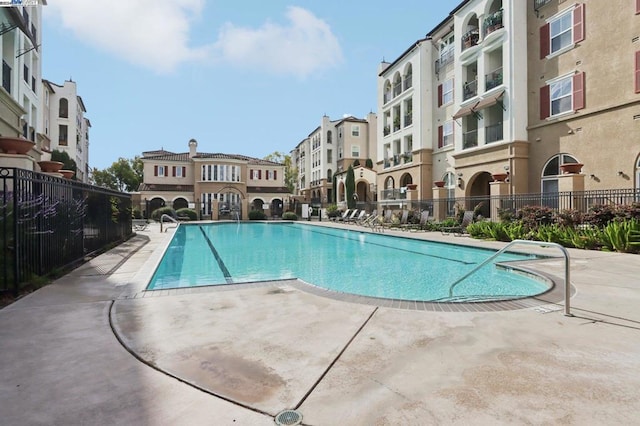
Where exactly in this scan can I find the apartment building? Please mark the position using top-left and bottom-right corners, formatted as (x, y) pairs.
(291, 113), (377, 205)
(527, 0), (640, 192)
(374, 0), (639, 220)
(0, 2), (45, 169)
(43, 79), (91, 182)
(137, 139), (291, 219)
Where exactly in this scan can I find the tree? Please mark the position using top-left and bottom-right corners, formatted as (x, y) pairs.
(365, 158), (374, 169)
(264, 151), (297, 193)
(51, 150), (77, 176)
(353, 159), (360, 167)
(346, 165), (355, 209)
(91, 157), (143, 192)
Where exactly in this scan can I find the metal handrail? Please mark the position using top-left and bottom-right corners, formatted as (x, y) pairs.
(160, 214), (178, 232)
(448, 240), (572, 316)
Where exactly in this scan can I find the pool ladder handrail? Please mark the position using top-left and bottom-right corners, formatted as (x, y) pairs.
(160, 214), (179, 232)
(447, 240), (572, 316)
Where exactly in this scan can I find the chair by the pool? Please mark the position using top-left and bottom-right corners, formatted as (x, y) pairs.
(347, 210), (367, 224)
(358, 210), (377, 226)
(342, 209), (359, 222)
(333, 209), (352, 222)
(402, 210), (431, 232)
(441, 210), (474, 236)
(382, 210), (409, 229)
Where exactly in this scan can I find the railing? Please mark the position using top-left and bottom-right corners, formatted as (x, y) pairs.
(381, 188), (407, 201)
(160, 214), (178, 232)
(463, 129), (478, 149)
(383, 92), (391, 104)
(435, 50), (455, 74)
(483, 9), (504, 37)
(447, 240), (572, 316)
(534, 0), (552, 11)
(2, 60), (11, 93)
(393, 82), (402, 97)
(462, 29), (479, 51)
(485, 67), (503, 91)
(485, 122), (503, 143)
(1, 167), (132, 296)
(404, 114), (412, 127)
(403, 75), (413, 91)
(463, 79), (478, 100)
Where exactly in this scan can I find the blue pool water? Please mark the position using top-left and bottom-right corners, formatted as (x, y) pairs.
(147, 222), (550, 302)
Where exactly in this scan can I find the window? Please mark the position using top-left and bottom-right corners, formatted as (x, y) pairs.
(173, 166), (185, 178)
(327, 149), (332, 163)
(438, 78), (454, 107)
(540, 4), (585, 58)
(351, 125), (360, 137)
(540, 73), (585, 119)
(23, 64), (28, 83)
(58, 124), (68, 146)
(59, 98), (68, 118)
(351, 145), (360, 157)
(251, 169), (259, 180)
(154, 165), (166, 177)
(438, 121), (454, 148)
(541, 153), (580, 197)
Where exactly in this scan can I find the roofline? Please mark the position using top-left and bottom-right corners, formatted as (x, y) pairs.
(379, 37), (428, 77)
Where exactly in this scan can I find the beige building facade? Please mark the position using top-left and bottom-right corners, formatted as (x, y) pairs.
(137, 139), (291, 220)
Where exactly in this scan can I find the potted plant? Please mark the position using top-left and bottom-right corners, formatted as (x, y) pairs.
(433, 180), (446, 188)
(0, 136), (35, 155)
(560, 163), (584, 174)
(491, 173), (508, 182)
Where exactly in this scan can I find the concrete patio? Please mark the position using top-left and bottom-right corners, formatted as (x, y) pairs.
(1, 222), (639, 425)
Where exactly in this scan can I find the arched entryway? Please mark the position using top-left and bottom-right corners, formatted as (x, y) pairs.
(148, 197), (165, 218)
(271, 198), (284, 217)
(467, 172), (491, 218)
(172, 197), (188, 210)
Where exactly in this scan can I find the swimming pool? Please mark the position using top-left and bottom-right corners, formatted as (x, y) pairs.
(147, 222), (550, 302)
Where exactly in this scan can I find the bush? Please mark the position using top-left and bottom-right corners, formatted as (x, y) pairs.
(151, 206), (177, 221)
(176, 208), (197, 220)
(248, 210), (267, 220)
(282, 212), (297, 220)
(555, 209), (582, 228)
(325, 204), (340, 218)
(516, 205), (554, 230)
(132, 207), (142, 219)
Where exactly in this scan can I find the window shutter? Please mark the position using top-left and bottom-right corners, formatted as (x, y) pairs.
(437, 125), (443, 148)
(540, 85), (550, 120)
(573, 72), (585, 110)
(437, 84), (443, 107)
(172, 166), (176, 177)
(250, 169), (253, 179)
(637, 0), (640, 14)
(274, 170), (277, 180)
(540, 23), (550, 59)
(182, 166), (186, 177)
(258, 170), (262, 179)
(154, 165), (158, 176)
(635, 51), (640, 93)
(573, 4), (585, 44)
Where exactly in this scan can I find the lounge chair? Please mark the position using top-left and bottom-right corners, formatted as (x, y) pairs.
(382, 210), (409, 230)
(441, 210), (474, 236)
(402, 210), (431, 232)
(358, 210), (377, 226)
(347, 209), (367, 224)
(341, 209), (359, 222)
(333, 209), (351, 222)
(132, 219), (149, 231)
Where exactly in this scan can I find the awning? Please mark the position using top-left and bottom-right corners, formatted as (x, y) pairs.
(452, 101), (478, 119)
(474, 90), (505, 111)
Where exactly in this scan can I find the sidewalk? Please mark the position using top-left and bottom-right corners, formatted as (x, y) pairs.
(1, 222), (639, 425)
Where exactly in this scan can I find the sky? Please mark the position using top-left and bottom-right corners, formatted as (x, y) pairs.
(43, 0), (462, 170)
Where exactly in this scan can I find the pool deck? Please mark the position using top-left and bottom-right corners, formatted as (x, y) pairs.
(1, 221), (639, 425)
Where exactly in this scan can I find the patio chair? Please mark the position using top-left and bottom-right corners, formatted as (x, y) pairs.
(358, 210), (377, 226)
(132, 219), (149, 231)
(441, 210), (474, 236)
(382, 210), (409, 230)
(402, 210), (431, 232)
(333, 209), (351, 222)
(347, 209), (367, 224)
(340, 209), (359, 223)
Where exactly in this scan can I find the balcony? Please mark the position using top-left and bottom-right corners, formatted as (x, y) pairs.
(461, 29), (479, 51)
(404, 114), (412, 127)
(403, 75), (413, 91)
(483, 9), (504, 37)
(381, 188), (407, 201)
(463, 130), (478, 149)
(393, 118), (401, 133)
(383, 92), (391, 104)
(463, 80), (478, 101)
(403, 152), (413, 163)
(384, 160), (391, 169)
(435, 50), (454, 74)
(383, 125), (390, 136)
(485, 67), (503, 91)
(485, 122), (503, 143)
(534, 0), (552, 11)
(393, 81), (402, 97)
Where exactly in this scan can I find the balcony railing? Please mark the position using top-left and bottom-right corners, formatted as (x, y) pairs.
(2, 60), (11, 94)
(404, 114), (412, 127)
(383, 125), (390, 136)
(381, 188), (407, 201)
(403, 152), (413, 163)
(534, 0), (552, 11)
(403, 75), (413, 91)
(463, 79), (478, 101)
(485, 67), (503, 91)
(383, 92), (391, 104)
(462, 29), (479, 51)
(435, 50), (455, 74)
(393, 82), (402, 97)
(463, 129), (478, 149)
(383, 160), (391, 169)
(393, 119), (401, 132)
(483, 9), (504, 37)
(485, 122), (503, 143)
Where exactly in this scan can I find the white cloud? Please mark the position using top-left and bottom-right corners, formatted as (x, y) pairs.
(47, 0), (207, 73)
(213, 7), (343, 78)
(47, 3), (342, 77)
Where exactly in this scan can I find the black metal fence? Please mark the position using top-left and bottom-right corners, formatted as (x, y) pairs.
(1, 167), (132, 296)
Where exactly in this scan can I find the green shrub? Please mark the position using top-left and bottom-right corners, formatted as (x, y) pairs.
(555, 209), (582, 228)
(132, 207), (142, 219)
(248, 210), (267, 220)
(151, 206), (177, 221)
(325, 204), (340, 218)
(282, 212), (297, 220)
(516, 205), (554, 230)
(601, 219), (640, 253)
(176, 208), (197, 220)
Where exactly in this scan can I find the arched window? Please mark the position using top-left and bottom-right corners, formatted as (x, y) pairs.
(327, 169), (332, 181)
(59, 98), (68, 118)
(635, 154), (640, 190)
(385, 176), (395, 189)
(541, 153), (579, 193)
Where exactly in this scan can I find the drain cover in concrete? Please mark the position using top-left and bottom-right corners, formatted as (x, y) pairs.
(274, 409), (302, 425)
